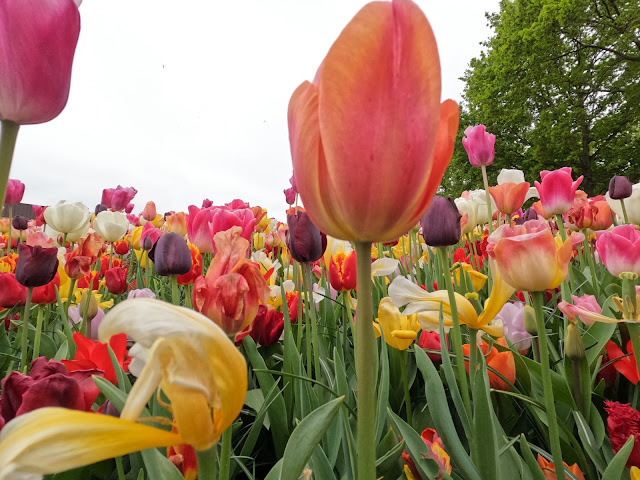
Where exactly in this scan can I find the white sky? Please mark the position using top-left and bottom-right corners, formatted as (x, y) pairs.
(11, 0), (500, 219)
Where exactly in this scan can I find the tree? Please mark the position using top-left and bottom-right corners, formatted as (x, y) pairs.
(442, 0), (640, 198)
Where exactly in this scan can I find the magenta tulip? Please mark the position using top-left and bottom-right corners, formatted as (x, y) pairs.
(534, 167), (583, 216)
(3, 179), (24, 205)
(101, 185), (138, 212)
(596, 224), (640, 277)
(462, 125), (496, 167)
(0, 0), (80, 125)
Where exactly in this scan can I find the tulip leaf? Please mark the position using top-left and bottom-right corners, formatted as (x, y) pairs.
(310, 445), (336, 480)
(602, 435), (635, 480)
(278, 396), (344, 480)
(375, 331), (390, 444)
(388, 409), (442, 479)
(54, 340), (68, 361)
(584, 303), (618, 367)
(414, 347), (481, 480)
(264, 459), (283, 480)
(140, 447), (184, 480)
(93, 375), (127, 414)
(518, 435), (547, 480)
(471, 354), (499, 480)
(107, 345), (131, 393)
(572, 411), (607, 473)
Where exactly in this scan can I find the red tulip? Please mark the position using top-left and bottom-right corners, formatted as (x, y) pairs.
(0, 0), (80, 125)
(329, 250), (357, 292)
(61, 332), (130, 385)
(288, 0), (459, 243)
(105, 266), (128, 295)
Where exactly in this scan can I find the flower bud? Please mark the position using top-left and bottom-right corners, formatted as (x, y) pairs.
(149, 232), (192, 276)
(79, 290), (99, 320)
(142, 235), (154, 251)
(12, 215), (28, 231)
(94, 203), (108, 215)
(608, 175), (633, 200)
(565, 323), (586, 361)
(286, 210), (327, 263)
(142, 201), (157, 221)
(420, 196), (462, 247)
(523, 305), (537, 335)
(15, 244), (59, 288)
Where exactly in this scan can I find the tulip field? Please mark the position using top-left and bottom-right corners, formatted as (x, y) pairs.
(2, 0), (640, 480)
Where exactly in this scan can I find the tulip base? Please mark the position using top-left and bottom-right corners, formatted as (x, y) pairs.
(196, 444), (218, 480)
(355, 241), (376, 480)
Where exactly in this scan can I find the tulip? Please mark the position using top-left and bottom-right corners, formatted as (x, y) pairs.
(286, 210), (326, 263)
(101, 186), (138, 212)
(418, 331), (446, 362)
(487, 219), (577, 292)
(420, 196), (462, 247)
(468, 189), (496, 226)
(534, 167), (583, 216)
(93, 210), (129, 243)
(489, 182), (530, 216)
(15, 244), (58, 288)
(373, 297), (420, 350)
(288, 0), (459, 243)
(43, 201), (90, 236)
(61, 332), (129, 385)
(235, 305), (285, 347)
(402, 428), (452, 479)
(590, 200), (612, 231)
(462, 341), (515, 391)
(558, 294), (603, 327)
(104, 266), (128, 295)
(536, 454), (585, 480)
(607, 182), (640, 226)
(329, 250), (357, 292)
(606, 339), (640, 384)
(3, 179), (24, 205)
(609, 175), (633, 200)
(176, 243), (203, 285)
(94, 203), (108, 215)
(113, 238), (129, 255)
(495, 302), (531, 351)
(64, 233), (104, 279)
(149, 232), (192, 276)
(11, 216), (27, 231)
(454, 197), (478, 234)
(462, 125), (495, 167)
(605, 401), (640, 468)
(166, 212), (188, 237)
(127, 288), (156, 300)
(141, 201), (156, 222)
(595, 224), (640, 277)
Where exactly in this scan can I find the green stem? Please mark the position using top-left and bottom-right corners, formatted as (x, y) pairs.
(0, 120), (20, 216)
(32, 305), (44, 362)
(532, 291), (566, 480)
(196, 444), (218, 480)
(115, 457), (126, 480)
(582, 232), (598, 296)
(343, 291), (354, 354)
(7, 204), (12, 255)
(437, 247), (472, 417)
(109, 242), (114, 269)
(481, 165), (493, 235)
(171, 275), (180, 305)
(469, 328), (479, 385)
(400, 349), (413, 425)
(218, 426), (232, 480)
(355, 241), (376, 480)
(304, 264), (321, 380)
(620, 198), (630, 224)
(555, 215), (575, 293)
(20, 288), (33, 372)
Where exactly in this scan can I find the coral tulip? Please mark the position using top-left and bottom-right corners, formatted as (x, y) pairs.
(462, 342), (515, 391)
(596, 224), (640, 277)
(288, 0), (459, 242)
(536, 454), (585, 480)
(462, 125), (495, 167)
(489, 182), (530, 215)
(176, 243), (202, 285)
(0, 0), (80, 125)
(534, 167), (583, 216)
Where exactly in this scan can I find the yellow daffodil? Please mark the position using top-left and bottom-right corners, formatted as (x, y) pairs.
(0, 408), (181, 479)
(373, 297), (421, 350)
(98, 298), (247, 450)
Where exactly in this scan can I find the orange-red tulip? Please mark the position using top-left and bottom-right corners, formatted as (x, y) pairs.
(288, 0), (459, 243)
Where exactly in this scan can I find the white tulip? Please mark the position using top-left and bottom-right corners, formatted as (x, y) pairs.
(497, 168), (526, 185)
(454, 197), (477, 234)
(468, 189), (496, 225)
(93, 211), (129, 242)
(606, 182), (640, 226)
(43, 201), (90, 236)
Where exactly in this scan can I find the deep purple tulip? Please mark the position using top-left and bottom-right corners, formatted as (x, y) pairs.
(94, 203), (108, 215)
(516, 208), (539, 225)
(15, 243), (59, 288)
(420, 196), (462, 247)
(609, 175), (633, 200)
(286, 210), (327, 263)
(11, 215), (28, 231)
(149, 232), (192, 276)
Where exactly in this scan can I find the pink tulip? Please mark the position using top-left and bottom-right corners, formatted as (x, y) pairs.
(186, 205), (216, 254)
(0, 0), (80, 125)
(3, 178), (24, 204)
(462, 125), (496, 167)
(534, 167), (583, 216)
(559, 294), (602, 326)
(596, 224), (640, 277)
(186, 205), (256, 254)
(101, 185), (138, 212)
(142, 201), (157, 221)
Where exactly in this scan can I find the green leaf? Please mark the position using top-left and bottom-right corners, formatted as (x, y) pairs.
(602, 435), (635, 480)
(310, 445), (336, 480)
(54, 340), (69, 361)
(471, 355), (499, 480)
(518, 435), (546, 480)
(278, 396), (344, 480)
(140, 447), (184, 480)
(375, 331), (390, 444)
(107, 344), (131, 393)
(572, 411), (607, 474)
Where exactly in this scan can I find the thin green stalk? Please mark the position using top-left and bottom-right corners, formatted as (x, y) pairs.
(481, 165), (493, 235)
(20, 288), (33, 372)
(171, 275), (180, 305)
(555, 215), (575, 293)
(196, 445), (218, 480)
(343, 291), (354, 353)
(620, 198), (630, 224)
(355, 241), (376, 480)
(582, 232), (598, 295)
(532, 291), (566, 480)
(436, 247), (472, 417)
(7, 204), (12, 255)
(218, 426), (232, 480)
(32, 305), (44, 362)
(115, 457), (126, 480)
(304, 263), (321, 379)
(469, 327), (479, 384)
(0, 120), (20, 216)
(185, 283), (193, 309)
(400, 349), (413, 425)
(109, 242), (114, 269)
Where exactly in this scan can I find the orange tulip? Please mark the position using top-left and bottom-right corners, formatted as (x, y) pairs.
(288, 0), (459, 243)
(329, 251), (357, 292)
(462, 340), (515, 391)
(489, 182), (530, 215)
(536, 454), (584, 480)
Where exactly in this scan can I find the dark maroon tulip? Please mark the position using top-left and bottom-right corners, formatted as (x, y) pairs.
(142, 235), (154, 251)
(149, 232), (192, 276)
(11, 215), (28, 231)
(15, 243), (59, 288)
(516, 208), (539, 225)
(420, 196), (462, 247)
(235, 305), (285, 347)
(286, 210), (327, 263)
(94, 203), (108, 215)
(609, 176), (633, 200)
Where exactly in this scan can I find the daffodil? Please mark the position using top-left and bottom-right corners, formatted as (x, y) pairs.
(98, 298), (247, 450)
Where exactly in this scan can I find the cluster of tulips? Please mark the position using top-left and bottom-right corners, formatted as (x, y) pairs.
(2, 0), (640, 479)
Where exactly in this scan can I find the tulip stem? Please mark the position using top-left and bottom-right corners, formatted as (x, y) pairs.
(7, 204), (12, 255)
(20, 288), (33, 372)
(115, 457), (126, 480)
(437, 247), (472, 418)
(0, 120), (20, 216)
(304, 263), (321, 380)
(620, 198), (630, 224)
(171, 275), (180, 306)
(469, 328), (479, 384)
(355, 241), (376, 480)
(532, 291), (566, 480)
(32, 305), (44, 363)
(481, 165), (493, 235)
(582, 233), (598, 296)
(218, 426), (232, 480)
(196, 444), (218, 480)
(400, 349), (413, 425)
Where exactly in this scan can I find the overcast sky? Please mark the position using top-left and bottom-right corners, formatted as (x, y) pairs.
(10, 0), (500, 219)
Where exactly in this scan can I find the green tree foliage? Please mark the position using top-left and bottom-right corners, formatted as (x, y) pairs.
(443, 0), (640, 198)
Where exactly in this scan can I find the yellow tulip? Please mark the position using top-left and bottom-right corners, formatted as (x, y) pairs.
(0, 408), (181, 479)
(373, 297), (421, 350)
(453, 263), (487, 292)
